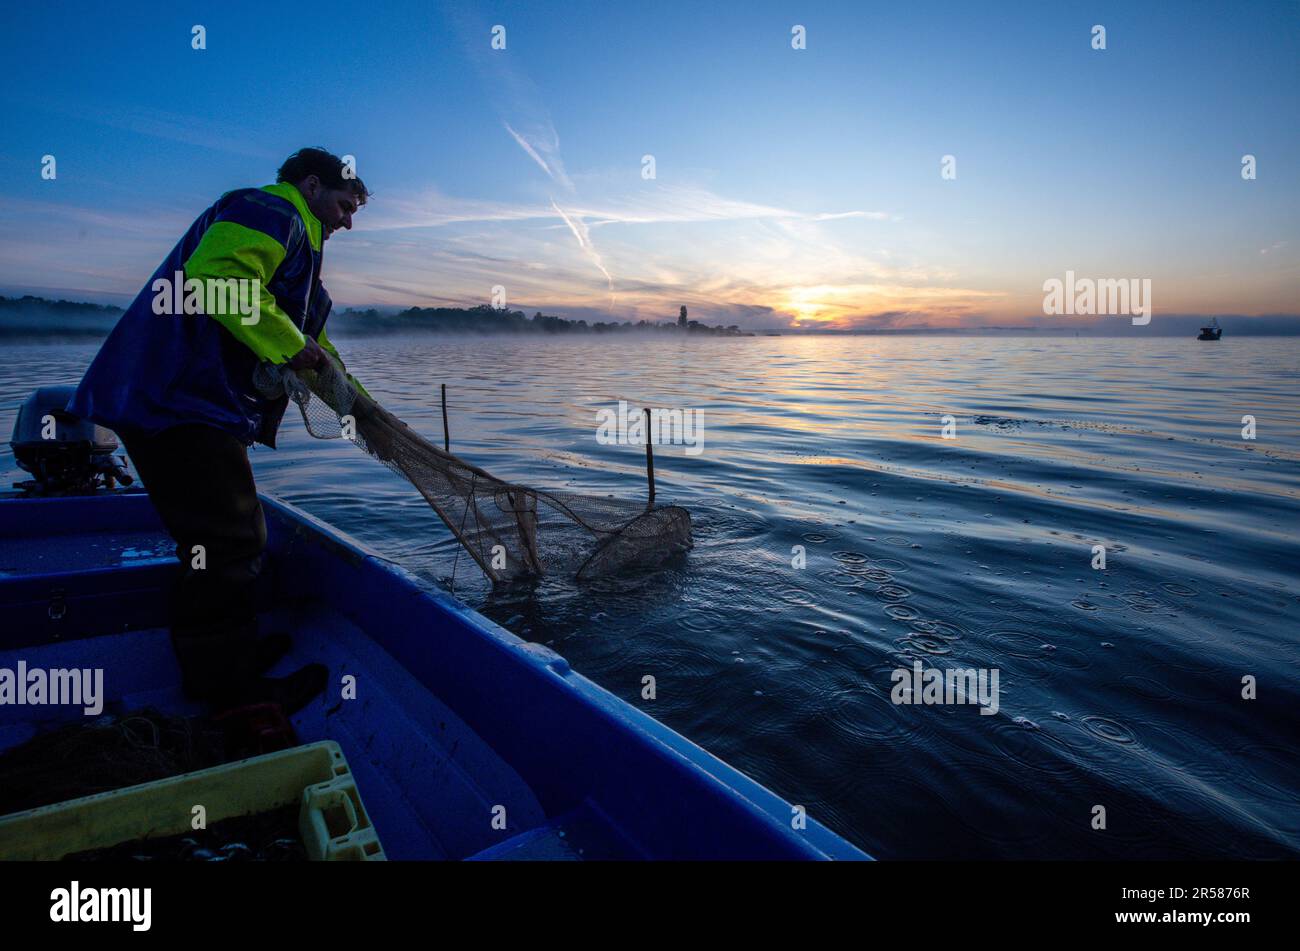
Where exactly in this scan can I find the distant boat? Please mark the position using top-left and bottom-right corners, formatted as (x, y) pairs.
(1197, 318), (1222, 341)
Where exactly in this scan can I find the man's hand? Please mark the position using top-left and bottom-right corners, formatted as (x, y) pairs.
(288, 336), (327, 371)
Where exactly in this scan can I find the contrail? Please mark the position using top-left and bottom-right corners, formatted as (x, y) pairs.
(446, 6), (621, 309)
(552, 198), (618, 316)
(551, 198), (613, 290)
(502, 122), (612, 295)
(503, 122), (573, 192)
(504, 123), (560, 184)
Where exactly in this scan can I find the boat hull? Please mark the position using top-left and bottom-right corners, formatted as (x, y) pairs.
(0, 491), (867, 861)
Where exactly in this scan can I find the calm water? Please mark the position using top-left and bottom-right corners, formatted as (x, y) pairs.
(4, 334), (1298, 859)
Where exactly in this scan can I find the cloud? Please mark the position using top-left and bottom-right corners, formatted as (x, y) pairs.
(0, 198), (192, 238)
(361, 184), (886, 233)
(329, 170), (978, 329)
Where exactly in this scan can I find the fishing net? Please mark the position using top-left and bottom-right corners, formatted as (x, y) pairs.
(255, 358), (692, 584)
(0, 710), (227, 815)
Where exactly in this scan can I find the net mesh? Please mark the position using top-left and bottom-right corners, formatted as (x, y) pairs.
(255, 359), (692, 584)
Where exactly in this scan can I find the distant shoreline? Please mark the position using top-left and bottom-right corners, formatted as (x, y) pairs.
(4, 295), (1300, 337)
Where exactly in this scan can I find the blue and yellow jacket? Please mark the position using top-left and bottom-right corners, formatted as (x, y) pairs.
(68, 183), (363, 447)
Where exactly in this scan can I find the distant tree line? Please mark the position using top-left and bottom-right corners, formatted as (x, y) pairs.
(337, 304), (751, 336)
(0, 295), (124, 337)
(0, 295), (123, 316)
(0, 295), (752, 337)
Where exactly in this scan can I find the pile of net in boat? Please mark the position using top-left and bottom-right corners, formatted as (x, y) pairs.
(0, 709), (228, 815)
(255, 357), (692, 584)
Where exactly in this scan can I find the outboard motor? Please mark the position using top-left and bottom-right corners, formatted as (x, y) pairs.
(10, 385), (133, 495)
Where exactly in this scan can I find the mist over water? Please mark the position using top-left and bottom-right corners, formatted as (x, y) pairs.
(4, 334), (1297, 858)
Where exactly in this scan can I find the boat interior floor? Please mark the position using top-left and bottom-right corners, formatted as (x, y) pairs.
(0, 609), (639, 860)
(0, 518), (637, 860)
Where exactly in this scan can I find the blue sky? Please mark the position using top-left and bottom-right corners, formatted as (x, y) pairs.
(1, 0), (1296, 329)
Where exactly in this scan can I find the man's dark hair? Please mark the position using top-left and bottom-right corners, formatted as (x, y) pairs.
(277, 147), (370, 204)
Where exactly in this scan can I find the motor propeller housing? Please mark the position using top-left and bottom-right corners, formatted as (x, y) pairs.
(10, 385), (133, 495)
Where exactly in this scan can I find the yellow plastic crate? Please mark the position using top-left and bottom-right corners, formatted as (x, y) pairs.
(0, 740), (385, 861)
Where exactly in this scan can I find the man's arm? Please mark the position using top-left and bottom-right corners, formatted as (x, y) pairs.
(182, 197), (310, 364)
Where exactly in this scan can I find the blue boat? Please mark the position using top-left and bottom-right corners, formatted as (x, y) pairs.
(0, 489), (867, 860)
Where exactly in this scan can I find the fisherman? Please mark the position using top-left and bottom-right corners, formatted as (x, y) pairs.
(67, 148), (369, 715)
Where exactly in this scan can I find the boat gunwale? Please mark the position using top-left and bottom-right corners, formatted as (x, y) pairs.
(0, 490), (870, 861)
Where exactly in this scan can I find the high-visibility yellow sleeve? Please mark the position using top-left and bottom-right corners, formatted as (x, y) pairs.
(183, 221), (307, 364)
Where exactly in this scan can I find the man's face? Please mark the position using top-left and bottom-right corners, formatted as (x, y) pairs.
(299, 177), (361, 241)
